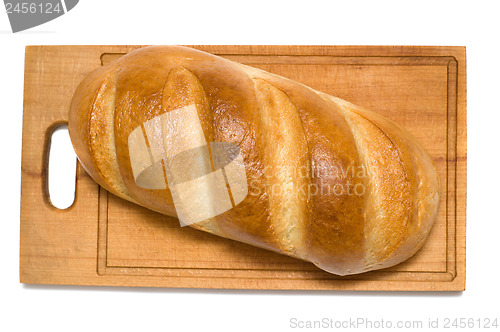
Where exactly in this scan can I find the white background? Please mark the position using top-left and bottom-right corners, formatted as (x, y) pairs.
(1, 1), (498, 331)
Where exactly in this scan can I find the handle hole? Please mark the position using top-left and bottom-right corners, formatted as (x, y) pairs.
(47, 124), (76, 209)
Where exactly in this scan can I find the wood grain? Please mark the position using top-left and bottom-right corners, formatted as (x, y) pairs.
(20, 45), (466, 291)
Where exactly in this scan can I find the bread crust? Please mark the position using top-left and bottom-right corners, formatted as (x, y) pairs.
(68, 46), (439, 275)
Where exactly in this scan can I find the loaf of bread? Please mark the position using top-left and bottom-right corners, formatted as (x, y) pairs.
(68, 46), (439, 275)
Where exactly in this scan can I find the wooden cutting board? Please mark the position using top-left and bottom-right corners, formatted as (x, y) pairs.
(20, 45), (466, 291)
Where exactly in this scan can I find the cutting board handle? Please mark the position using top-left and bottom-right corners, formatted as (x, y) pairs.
(42, 121), (77, 210)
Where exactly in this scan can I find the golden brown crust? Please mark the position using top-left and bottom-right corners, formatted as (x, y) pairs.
(68, 45), (439, 275)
